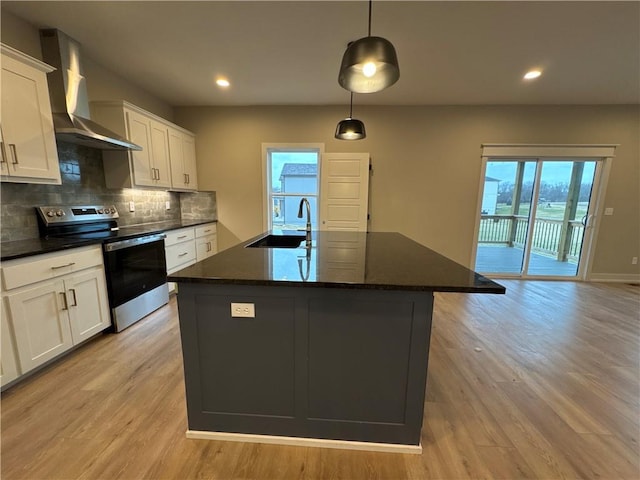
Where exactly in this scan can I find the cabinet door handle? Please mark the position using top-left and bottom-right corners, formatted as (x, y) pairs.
(0, 142), (7, 164)
(60, 292), (69, 311)
(183, 173), (188, 184)
(9, 144), (18, 164)
(152, 168), (156, 180)
(69, 288), (78, 307)
(51, 262), (76, 270)
(156, 168), (161, 180)
(178, 252), (188, 257)
(186, 173), (190, 184)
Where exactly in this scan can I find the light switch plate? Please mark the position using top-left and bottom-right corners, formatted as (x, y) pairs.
(604, 207), (614, 216)
(231, 303), (255, 318)
(166, 201), (171, 210)
(129, 201), (135, 212)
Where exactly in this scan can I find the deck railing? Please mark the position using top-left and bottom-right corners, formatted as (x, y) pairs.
(478, 215), (584, 261)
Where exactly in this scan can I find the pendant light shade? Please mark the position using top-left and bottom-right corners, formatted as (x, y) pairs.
(335, 118), (366, 140)
(338, 0), (400, 94)
(335, 92), (366, 140)
(338, 36), (399, 93)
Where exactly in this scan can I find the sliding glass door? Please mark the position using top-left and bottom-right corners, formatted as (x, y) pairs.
(475, 158), (599, 278)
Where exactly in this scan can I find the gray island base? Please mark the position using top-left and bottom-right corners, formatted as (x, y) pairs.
(169, 231), (505, 453)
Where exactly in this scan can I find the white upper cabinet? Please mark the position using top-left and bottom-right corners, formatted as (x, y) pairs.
(123, 109), (171, 188)
(0, 44), (61, 184)
(92, 101), (195, 190)
(168, 127), (198, 191)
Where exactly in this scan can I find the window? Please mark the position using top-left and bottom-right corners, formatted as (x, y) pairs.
(262, 144), (323, 231)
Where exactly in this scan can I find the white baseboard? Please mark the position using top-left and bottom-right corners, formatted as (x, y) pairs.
(588, 273), (640, 283)
(186, 430), (422, 454)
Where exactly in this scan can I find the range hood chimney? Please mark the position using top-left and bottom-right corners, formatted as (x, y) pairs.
(39, 29), (141, 151)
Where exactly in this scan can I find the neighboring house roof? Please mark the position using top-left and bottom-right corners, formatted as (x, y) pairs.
(485, 176), (501, 182)
(280, 163), (317, 180)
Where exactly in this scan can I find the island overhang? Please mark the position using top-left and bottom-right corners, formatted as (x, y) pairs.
(168, 230), (505, 294)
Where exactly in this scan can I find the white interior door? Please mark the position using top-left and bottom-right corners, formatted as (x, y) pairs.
(319, 153), (370, 231)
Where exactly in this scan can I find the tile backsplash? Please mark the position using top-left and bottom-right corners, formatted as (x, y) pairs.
(1, 142), (217, 242)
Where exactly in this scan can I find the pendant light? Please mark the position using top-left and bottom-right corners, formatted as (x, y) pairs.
(338, 0), (400, 93)
(335, 92), (366, 140)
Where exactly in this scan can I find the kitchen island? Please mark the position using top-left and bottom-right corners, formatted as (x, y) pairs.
(168, 231), (504, 453)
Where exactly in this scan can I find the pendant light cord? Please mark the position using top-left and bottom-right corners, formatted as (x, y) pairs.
(349, 92), (354, 118)
(368, 0), (372, 36)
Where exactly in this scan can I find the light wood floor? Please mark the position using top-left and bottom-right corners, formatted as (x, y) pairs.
(2, 280), (639, 479)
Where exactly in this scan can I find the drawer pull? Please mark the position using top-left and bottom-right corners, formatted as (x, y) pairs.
(51, 262), (76, 270)
(203, 229), (212, 233)
(9, 144), (18, 164)
(177, 235), (188, 240)
(60, 292), (69, 311)
(178, 252), (189, 257)
(69, 288), (78, 307)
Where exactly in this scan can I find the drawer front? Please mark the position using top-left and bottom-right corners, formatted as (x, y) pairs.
(195, 223), (217, 238)
(2, 246), (103, 291)
(165, 241), (196, 273)
(164, 227), (195, 247)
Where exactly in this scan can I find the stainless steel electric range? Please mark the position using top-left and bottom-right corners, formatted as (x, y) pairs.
(36, 205), (169, 332)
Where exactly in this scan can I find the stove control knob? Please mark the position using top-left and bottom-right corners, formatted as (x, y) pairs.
(56, 210), (65, 217)
(97, 209), (104, 214)
(46, 211), (55, 218)
(109, 207), (116, 214)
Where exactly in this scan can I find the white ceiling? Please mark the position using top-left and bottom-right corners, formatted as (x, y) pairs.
(3, 1), (639, 107)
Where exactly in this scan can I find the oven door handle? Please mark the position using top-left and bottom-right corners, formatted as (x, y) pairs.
(104, 233), (166, 252)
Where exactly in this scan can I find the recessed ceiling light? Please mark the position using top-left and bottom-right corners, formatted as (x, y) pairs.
(524, 70), (542, 80)
(216, 78), (230, 88)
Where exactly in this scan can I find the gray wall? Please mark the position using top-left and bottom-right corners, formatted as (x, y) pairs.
(175, 105), (640, 278)
(1, 142), (217, 242)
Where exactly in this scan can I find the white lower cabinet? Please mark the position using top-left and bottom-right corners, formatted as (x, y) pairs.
(1, 246), (111, 386)
(164, 223), (217, 292)
(64, 267), (111, 344)
(6, 278), (74, 373)
(1, 298), (20, 386)
(165, 227), (197, 274)
(195, 223), (218, 262)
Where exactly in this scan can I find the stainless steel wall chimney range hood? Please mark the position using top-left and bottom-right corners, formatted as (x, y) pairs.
(39, 29), (141, 151)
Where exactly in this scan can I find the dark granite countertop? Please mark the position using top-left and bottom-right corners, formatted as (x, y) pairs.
(168, 230), (505, 294)
(0, 219), (217, 261)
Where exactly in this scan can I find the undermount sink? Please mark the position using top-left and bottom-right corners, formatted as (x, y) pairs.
(245, 234), (306, 249)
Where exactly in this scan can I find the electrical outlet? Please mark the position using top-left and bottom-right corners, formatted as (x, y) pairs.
(604, 207), (614, 216)
(166, 201), (171, 210)
(632, 257), (638, 265)
(231, 303), (255, 318)
(129, 201), (135, 212)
